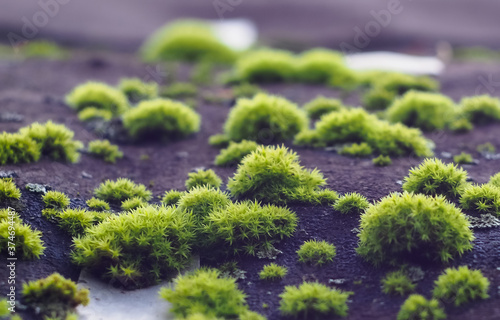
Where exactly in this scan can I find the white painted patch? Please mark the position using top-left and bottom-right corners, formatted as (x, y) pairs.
(211, 19), (258, 51)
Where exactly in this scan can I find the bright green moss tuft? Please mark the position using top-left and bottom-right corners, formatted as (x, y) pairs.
(259, 263), (288, 281)
(0, 208), (45, 259)
(119, 77), (158, 103)
(123, 98), (200, 140)
(333, 193), (369, 214)
(19, 121), (83, 163)
(488, 172), (500, 188)
(372, 155), (392, 166)
(204, 201), (297, 256)
(376, 73), (439, 94)
(227, 145), (326, 204)
(402, 158), (468, 200)
(77, 107), (113, 122)
(42, 191), (70, 210)
(141, 20), (236, 63)
(279, 282), (351, 319)
(235, 49), (296, 83)
(303, 96), (346, 119)
(161, 190), (184, 206)
(432, 266), (489, 306)
(362, 87), (397, 111)
(460, 184), (500, 216)
(58, 208), (102, 236)
(0, 178), (21, 203)
(208, 133), (231, 148)
(297, 240), (336, 266)
(65, 81), (129, 115)
(397, 295), (446, 320)
(381, 271), (416, 296)
(453, 152), (474, 164)
(295, 48), (355, 86)
(223, 93), (308, 144)
(459, 95), (500, 124)
(185, 169), (222, 190)
(88, 139), (123, 164)
(72, 205), (195, 288)
(21, 40), (67, 59)
(94, 178), (152, 204)
(357, 192), (474, 266)
(0, 132), (41, 165)
(387, 91), (456, 131)
(121, 197), (147, 211)
(449, 117), (474, 133)
(161, 82), (198, 99)
(86, 198), (110, 211)
(214, 140), (260, 166)
(339, 142), (373, 157)
(177, 187), (231, 222)
(22, 273), (89, 319)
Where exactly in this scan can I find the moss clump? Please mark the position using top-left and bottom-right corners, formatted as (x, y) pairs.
(227, 145), (326, 204)
(161, 190), (184, 206)
(160, 268), (255, 319)
(235, 49), (296, 83)
(303, 96), (345, 120)
(339, 142), (373, 157)
(459, 95), (500, 125)
(477, 142), (496, 155)
(141, 20), (236, 63)
(362, 87), (397, 111)
(208, 133), (231, 148)
(58, 208), (103, 236)
(72, 205), (195, 288)
(88, 139), (123, 164)
(204, 201), (297, 256)
(357, 192), (474, 266)
(402, 158), (468, 200)
(94, 178), (152, 204)
(375, 73), (439, 95)
(449, 117), (474, 133)
(86, 198), (109, 211)
(232, 83), (262, 99)
(19, 121), (83, 163)
(223, 93), (308, 144)
(295, 49), (355, 87)
(65, 81), (129, 115)
(460, 184), (500, 216)
(372, 155), (392, 167)
(214, 140), (260, 166)
(121, 197), (147, 211)
(161, 82), (198, 99)
(381, 271), (416, 296)
(432, 266), (489, 306)
(185, 169), (222, 191)
(453, 152), (474, 164)
(0, 208), (45, 259)
(123, 98), (200, 141)
(259, 263), (288, 281)
(178, 187), (231, 223)
(488, 172), (500, 188)
(279, 282), (351, 319)
(387, 91), (456, 131)
(42, 191), (70, 210)
(77, 107), (113, 122)
(294, 108), (433, 157)
(333, 193), (369, 214)
(0, 178), (21, 203)
(397, 295), (446, 320)
(0, 132), (40, 165)
(119, 78), (158, 103)
(22, 273), (89, 319)
(297, 240), (336, 266)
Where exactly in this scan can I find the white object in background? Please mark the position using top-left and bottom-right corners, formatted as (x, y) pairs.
(211, 19), (258, 51)
(345, 51), (444, 75)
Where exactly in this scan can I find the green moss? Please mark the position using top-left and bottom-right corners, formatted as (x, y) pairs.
(177, 187), (231, 223)
(295, 48), (354, 86)
(0, 132), (41, 165)
(453, 152), (474, 164)
(94, 178), (152, 204)
(402, 158), (468, 200)
(449, 117), (474, 133)
(303, 96), (345, 119)
(333, 193), (369, 214)
(185, 169), (222, 190)
(387, 91), (456, 131)
(381, 271), (416, 296)
(159, 268), (251, 319)
(459, 95), (500, 124)
(223, 93), (308, 143)
(119, 78), (158, 103)
(372, 155), (392, 166)
(161, 190), (184, 206)
(432, 266), (489, 306)
(0, 208), (45, 259)
(339, 142), (373, 157)
(161, 82), (198, 99)
(297, 240), (336, 266)
(294, 108), (433, 157)
(123, 98), (200, 141)
(88, 139), (123, 163)
(204, 201), (297, 256)
(208, 134), (231, 148)
(191, 61), (213, 85)
(141, 20), (236, 63)
(0, 179), (21, 203)
(488, 172), (500, 188)
(235, 49), (296, 83)
(86, 198), (110, 211)
(259, 263), (288, 281)
(58, 208), (102, 236)
(477, 142), (496, 155)
(22, 273), (89, 319)
(279, 282), (351, 319)
(72, 205), (195, 288)
(0, 298), (9, 317)
(357, 192), (474, 266)
(375, 73), (439, 94)
(232, 83), (262, 99)
(65, 81), (129, 115)
(460, 184), (500, 216)
(121, 197), (147, 211)
(214, 140), (260, 166)
(397, 295), (445, 320)
(227, 145), (326, 204)
(77, 107), (113, 122)
(43, 191), (70, 210)
(19, 121), (83, 163)
(362, 87), (397, 111)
